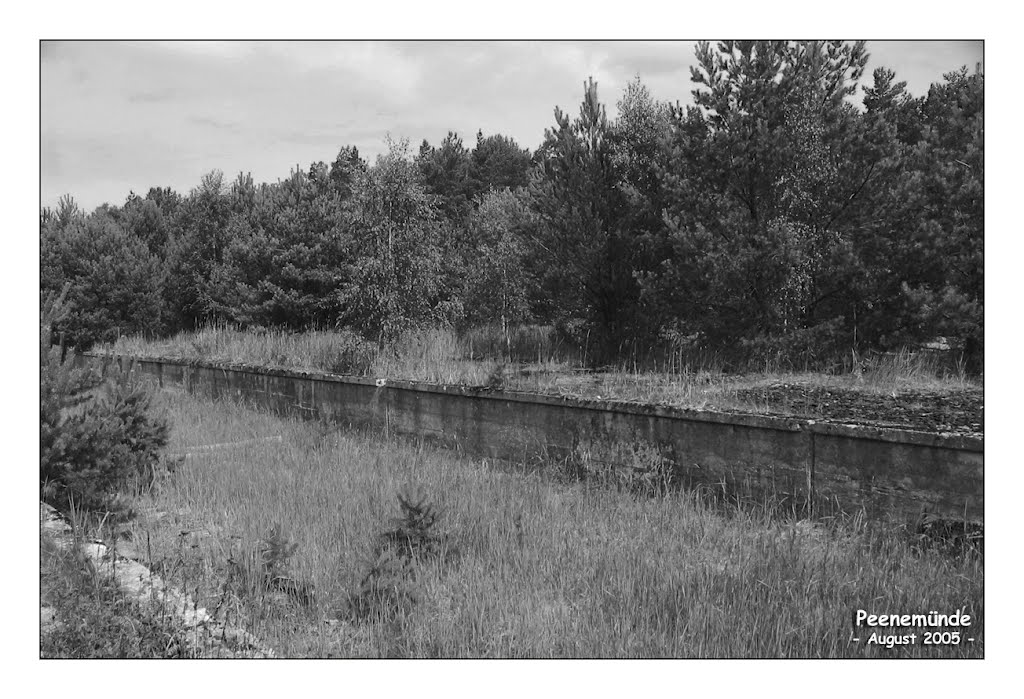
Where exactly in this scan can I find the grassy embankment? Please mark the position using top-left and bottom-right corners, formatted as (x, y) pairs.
(78, 388), (982, 658)
(101, 325), (979, 413)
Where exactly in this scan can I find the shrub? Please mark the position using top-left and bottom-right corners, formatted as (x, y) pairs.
(40, 290), (169, 514)
(346, 547), (419, 623)
(345, 488), (448, 623)
(462, 324), (562, 363)
(309, 330), (377, 375)
(379, 489), (444, 560)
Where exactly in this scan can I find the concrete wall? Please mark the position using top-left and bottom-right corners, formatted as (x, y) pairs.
(86, 354), (983, 523)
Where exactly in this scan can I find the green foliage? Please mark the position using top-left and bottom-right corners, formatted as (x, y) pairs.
(609, 77), (673, 345)
(348, 137), (463, 340)
(259, 523), (300, 581)
(643, 42), (982, 370)
(830, 65), (984, 370)
(42, 42), (982, 373)
(381, 488), (445, 560)
(40, 207), (165, 349)
(346, 546), (419, 624)
(464, 188), (539, 349)
(40, 291), (169, 513)
(41, 358), (170, 513)
(40, 540), (195, 658)
(894, 67), (984, 370)
(253, 524), (315, 606)
(223, 166), (356, 328)
(329, 145), (366, 199)
(122, 191), (171, 254)
(417, 131), (474, 223)
(645, 41), (889, 365)
(306, 329), (377, 375)
(530, 77), (640, 366)
(468, 130), (533, 197)
(567, 442), (677, 498)
(345, 489), (446, 623)
(162, 170), (234, 330)
(611, 77), (670, 225)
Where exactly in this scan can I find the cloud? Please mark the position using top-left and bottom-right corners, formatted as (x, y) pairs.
(599, 41), (698, 80)
(264, 42), (424, 101)
(863, 40), (984, 97)
(145, 40), (256, 60)
(41, 40), (984, 212)
(188, 115), (239, 131)
(126, 87), (179, 104)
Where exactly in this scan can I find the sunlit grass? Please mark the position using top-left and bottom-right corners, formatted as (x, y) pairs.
(118, 390), (983, 658)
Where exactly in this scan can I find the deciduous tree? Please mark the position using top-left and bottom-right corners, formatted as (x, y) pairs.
(348, 138), (461, 339)
(464, 188), (539, 352)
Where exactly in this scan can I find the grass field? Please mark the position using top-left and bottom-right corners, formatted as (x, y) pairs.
(71, 388), (983, 658)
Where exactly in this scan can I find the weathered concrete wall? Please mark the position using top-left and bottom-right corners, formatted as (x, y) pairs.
(84, 354), (983, 523)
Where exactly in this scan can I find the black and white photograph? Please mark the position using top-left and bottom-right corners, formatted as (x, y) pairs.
(33, 20), (989, 673)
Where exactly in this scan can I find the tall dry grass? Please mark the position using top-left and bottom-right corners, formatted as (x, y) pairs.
(118, 390), (983, 658)
(101, 325), (979, 416)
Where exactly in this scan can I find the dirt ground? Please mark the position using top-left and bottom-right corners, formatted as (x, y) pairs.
(529, 367), (983, 438)
(730, 383), (983, 436)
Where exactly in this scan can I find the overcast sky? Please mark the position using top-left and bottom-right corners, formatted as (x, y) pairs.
(41, 40), (983, 212)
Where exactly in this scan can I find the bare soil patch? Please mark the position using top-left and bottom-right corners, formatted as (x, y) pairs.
(730, 383), (983, 436)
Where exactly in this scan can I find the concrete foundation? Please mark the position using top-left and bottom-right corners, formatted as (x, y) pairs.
(84, 354), (983, 523)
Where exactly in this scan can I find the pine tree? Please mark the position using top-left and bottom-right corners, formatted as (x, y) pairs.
(530, 77), (638, 366)
(40, 288), (169, 513)
(646, 41), (875, 364)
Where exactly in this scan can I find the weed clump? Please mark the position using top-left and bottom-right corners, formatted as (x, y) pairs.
(912, 514), (984, 557)
(260, 524), (316, 607)
(345, 547), (420, 623)
(380, 490), (445, 560)
(562, 442), (678, 498)
(40, 536), (195, 658)
(345, 488), (448, 623)
(214, 523), (316, 622)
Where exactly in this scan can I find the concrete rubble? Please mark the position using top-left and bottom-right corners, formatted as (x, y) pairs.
(40, 502), (276, 658)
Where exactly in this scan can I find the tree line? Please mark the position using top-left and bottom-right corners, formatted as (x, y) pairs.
(40, 41), (984, 371)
